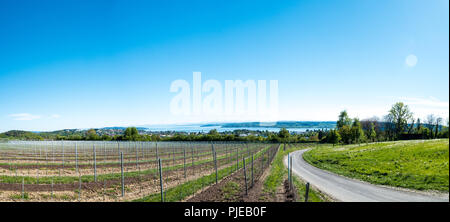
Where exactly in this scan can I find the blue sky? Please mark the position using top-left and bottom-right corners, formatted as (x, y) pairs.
(0, 0), (448, 132)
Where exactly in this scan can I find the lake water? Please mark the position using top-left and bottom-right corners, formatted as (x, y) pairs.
(144, 125), (329, 133)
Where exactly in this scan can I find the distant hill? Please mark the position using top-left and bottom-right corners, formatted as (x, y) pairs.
(201, 121), (336, 129)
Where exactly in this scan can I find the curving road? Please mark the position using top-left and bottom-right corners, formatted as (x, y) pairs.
(286, 149), (449, 202)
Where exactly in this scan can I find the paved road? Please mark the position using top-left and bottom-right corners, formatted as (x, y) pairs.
(286, 149), (449, 202)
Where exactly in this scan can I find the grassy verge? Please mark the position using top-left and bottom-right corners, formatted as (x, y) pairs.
(133, 145), (273, 202)
(264, 144), (327, 202)
(303, 139), (449, 191)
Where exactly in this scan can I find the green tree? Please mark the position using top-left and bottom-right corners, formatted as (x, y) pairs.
(415, 118), (422, 133)
(124, 127), (139, 141)
(338, 125), (352, 144)
(351, 118), (366, 144)
(368, 122), (377, 142)
(337, 110), (352, 129)
(327, 129), (341, 145)
(278, 128), (290, 141)
(86, 129), (98, 140)
(386, 102), (413, 139)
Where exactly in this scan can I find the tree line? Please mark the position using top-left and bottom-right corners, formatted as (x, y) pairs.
(1, 101), (447, 144)
(324, 102), (449, 145)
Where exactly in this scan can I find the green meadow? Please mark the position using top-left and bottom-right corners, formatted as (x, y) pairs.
(303, 139), (449, 191)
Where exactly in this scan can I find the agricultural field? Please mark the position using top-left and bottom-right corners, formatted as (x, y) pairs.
(303, 139), (449, 192)
(0, 140), (270, 202)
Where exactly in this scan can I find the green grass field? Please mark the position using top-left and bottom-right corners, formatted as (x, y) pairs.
(303, 139), (449, 191)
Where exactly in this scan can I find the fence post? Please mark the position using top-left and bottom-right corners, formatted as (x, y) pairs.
(287, 153), (290, 188)
(191, 145), (194, 175)
(158, 158), (164, 202)
(21, 177), (25, 200)
(172, 144), (175, 165)
(120, 152), (124, 197)
(236, 145), (239, 171)
(214, 151), (218, 185)
(51, 178), (54, 201)
(290, 155), (293, 190)
(117, 142), (120, 164)
(251, 154), (254, 187)
(156, 142), (159, 161)
(183, 148), (186, 179)
(135, 143), (139, 170)
(78, 175), (82, 202)
(243, 158), (248, 195)
(260, 150), (264, 172)
(75, 142), (78, 174)
(305, 182), (310, 202)
(243, 157), (249, 195)
(94, 144), (97, 182)
(62, 141), (64, 168)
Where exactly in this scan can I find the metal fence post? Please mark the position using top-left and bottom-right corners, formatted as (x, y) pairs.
(156, 142), (159, 161)
(287, 153), (290, 187)
(251, 154), (254, 187)
(183, 148), (186, 179)
(120, 152), (124, 197)
(78, 175), (82, 201)
(305, 182), (310, 202)
(214, 151), (218, 184)
(243, 158), (248, 195)
(94, 144), (97, 182)
(158, 158), (164, 202)
(290, 155), (293, 189)
(75, 142), (78, 174)
(51, 178), (54, 201)
(62, 141), (64, 168)
(21, 177), (25, 200)
(135, 142), (139, 170)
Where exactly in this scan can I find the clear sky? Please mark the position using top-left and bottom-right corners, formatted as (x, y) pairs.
(0, 0), (448, 132)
